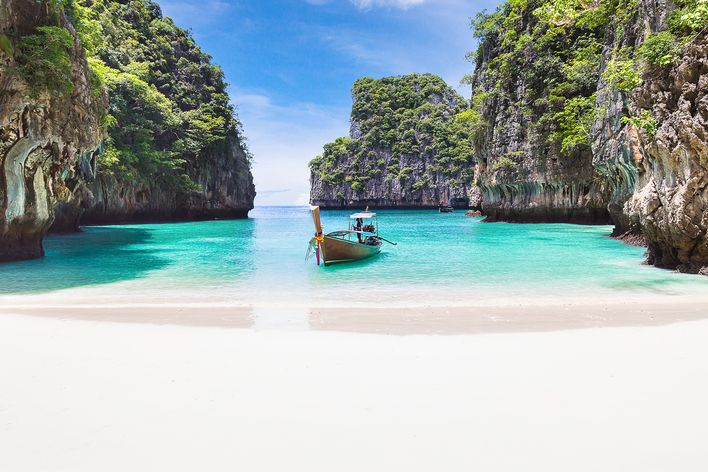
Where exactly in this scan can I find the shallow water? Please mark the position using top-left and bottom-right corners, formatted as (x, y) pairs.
(1, 206), (707, 307)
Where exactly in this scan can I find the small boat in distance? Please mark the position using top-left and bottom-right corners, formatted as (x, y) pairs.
(439, 204), (454, 213)
(308, 206), (396, 266)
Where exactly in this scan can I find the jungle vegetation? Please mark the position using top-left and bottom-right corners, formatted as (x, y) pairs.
(310, 74), (475, 193)
(466, 0), (706, 160)
(5, 0), (249, 192)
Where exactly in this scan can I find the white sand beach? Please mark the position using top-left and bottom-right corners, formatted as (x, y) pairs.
(2, 311), (708, 471)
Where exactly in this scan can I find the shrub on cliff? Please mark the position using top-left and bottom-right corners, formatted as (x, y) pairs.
(551, 94), (597, 153)
(668, 0), (708, 36)
(0, 34), (14, 57)
(602, 52), (642, 92)
(637, 1), (707, 68)
(639, 32), (682, 66)
(16, 26), (74, 97)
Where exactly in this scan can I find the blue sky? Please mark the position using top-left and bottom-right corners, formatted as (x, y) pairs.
(159, 0), (500, 205)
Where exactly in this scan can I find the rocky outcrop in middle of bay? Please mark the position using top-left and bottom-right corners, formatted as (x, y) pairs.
(310, 74), (476, 209)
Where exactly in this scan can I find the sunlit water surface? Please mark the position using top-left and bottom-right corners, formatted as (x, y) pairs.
(2, 206), (707, 307)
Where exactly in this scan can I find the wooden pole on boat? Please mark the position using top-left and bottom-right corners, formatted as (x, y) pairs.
(311, 206), (323, 266)
(311, 206), (323, 235)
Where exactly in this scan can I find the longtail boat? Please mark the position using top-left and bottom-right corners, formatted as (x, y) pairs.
(307, 206), (396, 266)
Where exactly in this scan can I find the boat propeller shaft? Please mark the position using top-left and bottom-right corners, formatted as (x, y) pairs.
(375, 236), (398, 246)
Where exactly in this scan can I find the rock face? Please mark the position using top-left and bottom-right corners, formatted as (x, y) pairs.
(624, 32), (708, 272)
(468, 0), (618, 224)
(471, 91), (611, 223)
(0, 0), (105, 260)
(309, 74), (475, 209)
(52, 0), (255, 228)
(78, 133), (254, 224)
(470, 0), (707, 271)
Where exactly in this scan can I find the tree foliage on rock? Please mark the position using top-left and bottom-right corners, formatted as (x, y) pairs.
(310, 74), (475, 193)
(469, 0), (638, 158)
(15, 26), (74, 97)
(64, 0), (250, 192)
(469, 0), (707, 164)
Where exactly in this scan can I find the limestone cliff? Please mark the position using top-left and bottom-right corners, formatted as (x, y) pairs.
(309, 74), (475, 209)
(80, 134), (254, 224)
(53, 0), (254, 227)
(468, 0), (624, 224)
(1, 0), (255, 262)
(468, 82), (611, 223)
(617, 31), (707, 272)
(470, 0), (707, 271)
(0, 0), (105, 260)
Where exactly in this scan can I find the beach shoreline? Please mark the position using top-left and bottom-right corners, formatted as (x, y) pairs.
(2, 294), (708, 334)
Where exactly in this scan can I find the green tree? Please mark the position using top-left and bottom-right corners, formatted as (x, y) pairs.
(551, 94), (597, 153)
(17, 26), (74, 96)
(639, 32), (681, 66)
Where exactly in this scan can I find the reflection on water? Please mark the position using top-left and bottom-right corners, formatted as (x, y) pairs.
(1, 206), (707, 306)
(0, 219), (256, 296)
(0, 228), (168, 294)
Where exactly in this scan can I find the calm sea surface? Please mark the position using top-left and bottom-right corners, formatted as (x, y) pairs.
(2, 206), (707, 307)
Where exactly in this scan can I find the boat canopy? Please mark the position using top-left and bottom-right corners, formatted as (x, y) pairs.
(328, 230), (377, 238)
(350, 212), (376, 219)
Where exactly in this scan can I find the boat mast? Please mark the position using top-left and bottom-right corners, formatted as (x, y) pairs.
(310, 206), (324, 265)
(311, 206), (323, 236)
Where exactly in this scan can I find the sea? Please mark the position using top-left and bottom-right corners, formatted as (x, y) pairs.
(2, 206), (707, 308)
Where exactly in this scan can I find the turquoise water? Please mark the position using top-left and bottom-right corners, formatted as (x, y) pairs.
(1, 206), (707, 307)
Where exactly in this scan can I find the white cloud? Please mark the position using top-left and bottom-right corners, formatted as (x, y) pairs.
(304, 0), (426, 8)
(351, 0), (426, 9)
(314, 0), (482, 90)
(158, 0), (232, 27)
(233, 90), (350, 206)
(318, 29), (415, 71)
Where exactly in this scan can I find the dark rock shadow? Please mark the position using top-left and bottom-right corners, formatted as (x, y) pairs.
(0, 227), (168, 294)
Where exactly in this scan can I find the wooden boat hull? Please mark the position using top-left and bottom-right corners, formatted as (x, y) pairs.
(321, 235), (381, 266)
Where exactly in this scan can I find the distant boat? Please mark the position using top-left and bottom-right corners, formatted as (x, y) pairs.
(307, 206), (396, 266)
(438, 204), (454, 213)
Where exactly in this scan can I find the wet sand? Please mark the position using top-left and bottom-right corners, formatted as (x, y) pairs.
(2, 296), (708, 334)
(1, 313), (707, 471)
